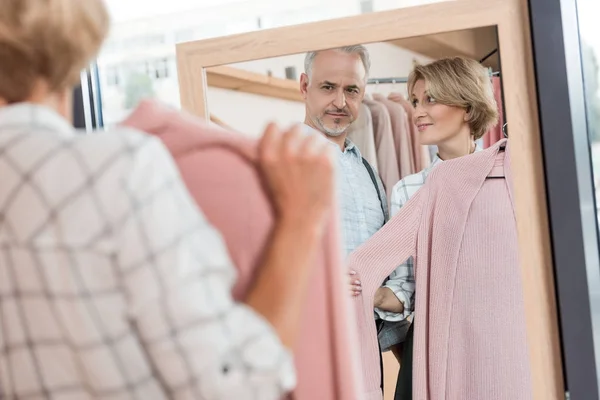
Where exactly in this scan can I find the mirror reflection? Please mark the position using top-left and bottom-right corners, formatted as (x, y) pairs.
(205, 27), (529, 400)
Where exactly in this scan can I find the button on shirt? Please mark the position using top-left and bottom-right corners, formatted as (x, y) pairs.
(376, 146), (483, 322)
(302, 124), (386, 256)
(0, 104), (295, 400)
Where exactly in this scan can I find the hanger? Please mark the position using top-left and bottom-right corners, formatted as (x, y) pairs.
(502, 123), (508, 138)
(486, 141), (506, 179)
(479, 48), (498, 64)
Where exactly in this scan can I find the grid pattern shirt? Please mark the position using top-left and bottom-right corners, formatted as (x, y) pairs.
(376, 146), (482, 322)
(302, 125), (387, 256)
(0, 104), (295, 400)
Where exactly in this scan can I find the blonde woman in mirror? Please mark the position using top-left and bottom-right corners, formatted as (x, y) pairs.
(348, 56), (499, 399)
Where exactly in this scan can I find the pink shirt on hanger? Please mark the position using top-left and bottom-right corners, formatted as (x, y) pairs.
(348, 139), (532, 400)
(388, 92), (431, 170)
(363, 96), (401, 200)
(373, 93), (416, 178)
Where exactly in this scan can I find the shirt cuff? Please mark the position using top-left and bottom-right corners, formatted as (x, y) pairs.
(374, 286), (413, 322)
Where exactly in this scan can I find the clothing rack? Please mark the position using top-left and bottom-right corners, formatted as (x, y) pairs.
(479, 48), (498, 63)
(367, 70), (500, 85)
(367, 77), (408, 84)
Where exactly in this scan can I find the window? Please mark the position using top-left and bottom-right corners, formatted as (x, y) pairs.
(123, 34), (166, 50)
(102, 39), (120, 54)
(175, 29), (195, 43)
(360, 0), (374, 13)
(141, 58), (170, 80)
(105, 66), (120, 86)
(154, 58), (170, 79)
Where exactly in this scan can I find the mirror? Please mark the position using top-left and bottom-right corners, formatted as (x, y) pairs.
(200, 28), (520, 400)
(175, 2), (561, 399)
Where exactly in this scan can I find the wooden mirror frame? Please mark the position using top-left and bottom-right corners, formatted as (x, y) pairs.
(175, 0), (564, 398)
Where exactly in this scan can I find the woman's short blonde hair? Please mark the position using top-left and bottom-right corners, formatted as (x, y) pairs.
(407, 57), (499, 140)
(0, 0), (110, 102)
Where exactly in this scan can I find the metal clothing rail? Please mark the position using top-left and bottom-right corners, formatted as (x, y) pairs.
(479, 48), (498, 63)
(367, 77), (408, 84)
(367, 70), (500, 85)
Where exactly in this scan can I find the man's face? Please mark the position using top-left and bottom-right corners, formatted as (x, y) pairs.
(300, 50), (367, 137)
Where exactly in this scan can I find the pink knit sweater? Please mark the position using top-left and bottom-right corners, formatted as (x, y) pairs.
(121, 100), (365, 400)
(348, 139), (532, 399)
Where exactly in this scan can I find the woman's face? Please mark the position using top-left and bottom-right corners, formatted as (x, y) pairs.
(410, 79), (470, 146)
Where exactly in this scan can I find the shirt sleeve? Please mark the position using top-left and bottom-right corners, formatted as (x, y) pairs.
(347, 183), (426, 382)
(349, 184), (426, 302)
(115, 137), (295, 400)
(375, 258), (415, 321)
(390, 178), (408, 216)
(374, 180), (416, 321)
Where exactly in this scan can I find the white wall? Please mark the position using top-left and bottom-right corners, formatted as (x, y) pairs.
(207, 42), (432, 136)
(206, 88), (304, 137)
(366, 41), (428, 95)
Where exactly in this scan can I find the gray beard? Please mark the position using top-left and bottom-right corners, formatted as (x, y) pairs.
(314, 115), (350, 137)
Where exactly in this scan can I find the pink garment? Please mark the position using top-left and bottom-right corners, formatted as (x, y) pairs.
(483, 76), (504, 148)
(363, 97), (400, 199)
(348, 102), (379, 170)
(373, 93), (415, 178)
(121, 100), (364, 400)
(348, 139), (532, 400)
(387, 92), (430, 171)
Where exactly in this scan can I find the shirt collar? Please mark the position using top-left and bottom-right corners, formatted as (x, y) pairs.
(0, 103), (74, 136)
(343, 138), (360, 156)
(301, 123), (361, 157)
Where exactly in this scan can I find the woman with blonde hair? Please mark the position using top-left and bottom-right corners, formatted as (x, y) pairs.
(349, 56), (499, 398)
(0, 0), (336, 399)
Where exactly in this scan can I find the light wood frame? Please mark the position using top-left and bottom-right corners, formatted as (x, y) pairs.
(176, 0), (563, 398)
(206, 65), (302, 102)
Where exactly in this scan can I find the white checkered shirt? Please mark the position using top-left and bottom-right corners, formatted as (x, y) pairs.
(0, 104), (295, 400)
(376, 146), (482, 322)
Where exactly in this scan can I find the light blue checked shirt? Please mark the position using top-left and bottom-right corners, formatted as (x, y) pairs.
(303, 124), (387, 255)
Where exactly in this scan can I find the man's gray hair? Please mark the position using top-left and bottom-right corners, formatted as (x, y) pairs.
(304, 45), (371, 80)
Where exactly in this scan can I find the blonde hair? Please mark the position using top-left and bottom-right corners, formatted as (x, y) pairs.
(0, 0), (110, 102)
(407, 57), (499, 140)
